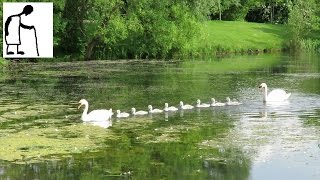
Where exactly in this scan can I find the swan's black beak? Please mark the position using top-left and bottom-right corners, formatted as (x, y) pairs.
(258, 85), (262, 88)
(77, 103), (82, 109)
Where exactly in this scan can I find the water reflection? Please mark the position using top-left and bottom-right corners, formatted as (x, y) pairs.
(0, 53), (320, 179)
(84, 120), (112, 128)
(229, 92), (320, 179)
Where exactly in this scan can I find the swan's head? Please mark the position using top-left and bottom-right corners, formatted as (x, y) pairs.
(131, 107), (136, 113)
(211, 98), (216, 103)
(148, 105), (152, 111)
(165, 103), (169, 108)
(226, 97), (231, 102)
(109, 108), (113, 115)
(258, 83), (267, 90)
(196, 99), (201, 105)
(78, 99), (88, 109)
(116, 110), (120, 114)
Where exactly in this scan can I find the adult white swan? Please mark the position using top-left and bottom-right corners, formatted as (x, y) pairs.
(258, 83), (291, 102)
(78, 99), (113, 122)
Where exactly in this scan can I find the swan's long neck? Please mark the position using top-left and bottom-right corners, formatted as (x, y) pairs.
(262, 86), (268, 102)
(82, 103), (89, 120)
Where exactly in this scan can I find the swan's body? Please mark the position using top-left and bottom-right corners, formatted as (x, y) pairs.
(131, 107), (148, 115)
(258, 83), (291, 102)
(226, 97), (242, 106)
(210, 98), (226, 107)
(148, 105), (163, 113)
(116, 110), (130, 118)
(78, 99), (113, 122)
(179, 101), (194, 109)
(196, 99), (210, 108)
(164, 103), (178, 112)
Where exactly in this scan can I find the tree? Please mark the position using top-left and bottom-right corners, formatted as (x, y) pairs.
(80, 0), (203, 60)
(287, 0), (319, 49)
(209, 0), (241, 20)
(61, 0), (89, 56)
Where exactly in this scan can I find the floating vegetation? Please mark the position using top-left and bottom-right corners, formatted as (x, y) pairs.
(0, 124), (118, 163)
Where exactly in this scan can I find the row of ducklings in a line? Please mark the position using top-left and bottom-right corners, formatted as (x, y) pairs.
(119, 97), (241, 118)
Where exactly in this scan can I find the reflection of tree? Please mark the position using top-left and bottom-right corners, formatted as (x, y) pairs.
(300, 109), (320, 127)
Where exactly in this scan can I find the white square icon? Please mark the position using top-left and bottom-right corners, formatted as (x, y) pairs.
(3, 2), (53, 58)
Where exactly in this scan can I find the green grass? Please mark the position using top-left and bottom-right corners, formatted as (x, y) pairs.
(194, 21), (289, 55)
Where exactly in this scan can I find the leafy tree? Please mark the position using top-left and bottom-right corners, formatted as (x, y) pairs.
(245, 0), (291, 24)
(209, 0), (241, 20)
(61, 0), (89, 56)
(287, 0), (319, 49)
(80, 0), (203, 60)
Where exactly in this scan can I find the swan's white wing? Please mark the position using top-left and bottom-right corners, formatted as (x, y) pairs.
(267, 89), (290, 101)
(87, 109), (113, 121)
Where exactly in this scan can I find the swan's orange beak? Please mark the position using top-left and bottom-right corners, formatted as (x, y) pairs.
(77, 103), (83, 109)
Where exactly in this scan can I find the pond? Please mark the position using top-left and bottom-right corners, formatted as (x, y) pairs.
(0, 53), (319, 179)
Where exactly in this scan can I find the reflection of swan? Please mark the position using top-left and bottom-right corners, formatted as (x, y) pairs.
(148, 105), (163, 113)
(258, 83), (291, 102)
(116, 110), (130, 118)
(226, 97), (242, 106)
(85, 120), (112, 128)
(179, 109), (185, 117)
(164, 103), (178, 112)
(210, 98), (226, 107)
(78, 99), (113, 122)
(131, 107), (148, 115)
(179, 101), (194, 109)
(259, 111), (268, 119)
(196, 99), (210, 108)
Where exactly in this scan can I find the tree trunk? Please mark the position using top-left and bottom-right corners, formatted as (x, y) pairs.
(85, 37), (100, 61)
(218, 0), (221, 21)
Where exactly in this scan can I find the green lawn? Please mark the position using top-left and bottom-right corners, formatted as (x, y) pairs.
(195, 21), (289, 54)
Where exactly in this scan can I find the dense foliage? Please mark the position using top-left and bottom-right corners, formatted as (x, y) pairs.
(0, 0), (319, 61)
(287, 0), (320, 51)
(58, 0), (208, 60)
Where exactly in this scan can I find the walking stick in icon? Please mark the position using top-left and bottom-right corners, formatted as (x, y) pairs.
(33, 27), (39, 56)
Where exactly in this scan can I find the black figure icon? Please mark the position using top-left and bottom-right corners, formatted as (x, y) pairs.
(5, 5), (39, 56)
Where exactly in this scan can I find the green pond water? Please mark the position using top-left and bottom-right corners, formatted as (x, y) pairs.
(0, 53), (320, 179)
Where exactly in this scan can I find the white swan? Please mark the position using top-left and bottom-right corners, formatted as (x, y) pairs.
(225, 97), (242, 106)
(131, 107), (148, 115)
(148, 105), (163, 113)
(258, 83), (291, 102)
(164, 103), (178, 112)
(78, 99), (113, 122)
(179, 101), (194, 109)
(196, 99), (210, 108)
(210, 98), (226, 107)
(116, 110), (130, 118)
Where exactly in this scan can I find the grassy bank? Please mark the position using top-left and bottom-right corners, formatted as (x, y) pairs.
(194, 21), (289, 56)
